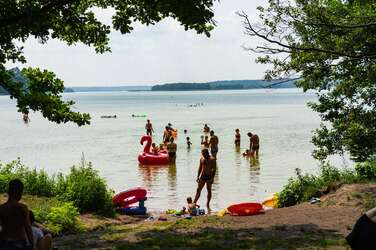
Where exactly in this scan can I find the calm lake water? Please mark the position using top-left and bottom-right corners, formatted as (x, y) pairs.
(0, 89), (349, 211)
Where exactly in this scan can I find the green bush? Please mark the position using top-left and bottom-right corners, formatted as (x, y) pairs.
(278, 164), (361, 208)
(0, 159), (55, 197)
(0, 159), (114, 216)
(33, 201), (83, 235)
(355, 156), (376, 179)
(57, 164), (114, 216)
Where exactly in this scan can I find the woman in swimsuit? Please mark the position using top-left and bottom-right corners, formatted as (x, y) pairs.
(234, 129), (241, 147)
(166, 137), (177, 164)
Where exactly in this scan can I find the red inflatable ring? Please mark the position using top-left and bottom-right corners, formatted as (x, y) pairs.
(227, 202), (263, 216)
(112, 188), (147, 207)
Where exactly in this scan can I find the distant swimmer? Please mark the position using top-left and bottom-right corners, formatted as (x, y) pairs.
(186, 137), (192, 148)
(167, 137), (177, 164)
(184, 129), (188, 134)
(234, 129), (241, 147)
(203, 124), (210, 133)
(247, 132), (260, 158)
(145, 119), (154, 136)
(209, 130), (219, 159)
(101, 115), (117, 118)
(194, 148), (217, 211)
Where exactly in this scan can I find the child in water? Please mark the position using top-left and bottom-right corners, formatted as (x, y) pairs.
(186, 137), (192, 148)
(151, 143), (159, 154)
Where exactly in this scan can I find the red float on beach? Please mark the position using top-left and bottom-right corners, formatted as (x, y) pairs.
(227, 202), (263, 216)
(138, 135), (169, 165)
(112, 187), (147, 207)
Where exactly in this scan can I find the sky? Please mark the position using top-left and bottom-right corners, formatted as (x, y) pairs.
(7, 0), (269, 86)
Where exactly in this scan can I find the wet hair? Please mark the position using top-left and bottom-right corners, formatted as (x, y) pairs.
(247, 132), (252, 137)
(235, 129), (239, 132)
(152, 143), (156, 146)
(204, 124), (207, 126)
(8, 179), (23, 199)
(165, 126), (170, 130)
(201, 148), (210, 159)
(184, 129), (187, 133)
(147, 119), (150, 122)
(186, 137), (190, 140)
(210, 130), (214, 135)
(187, 197), (192, 203)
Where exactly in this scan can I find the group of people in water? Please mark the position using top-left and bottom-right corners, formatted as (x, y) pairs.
(144, 120), (260, 210)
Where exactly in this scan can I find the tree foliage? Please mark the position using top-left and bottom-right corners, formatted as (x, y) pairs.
(0, 0), (216, 125)
(240, 0), (376, 162)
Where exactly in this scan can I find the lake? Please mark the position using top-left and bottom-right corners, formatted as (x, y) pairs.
(0, 89), (349, 211)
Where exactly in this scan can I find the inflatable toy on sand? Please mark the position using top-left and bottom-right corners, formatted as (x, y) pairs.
(262, 193), (279, 208)
(138, 135), (169, 165)
(227, 202), (263, 216)
(113, 187), (148, 215)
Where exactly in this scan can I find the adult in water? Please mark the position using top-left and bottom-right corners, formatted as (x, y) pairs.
(194, 149), (217, 211)
(163, 126), (172, 144)
(209, 130), (219, 159)
(0, 179), (33, 250)
(22, 112), (30, 124)
(203, 124), (210, 133)
(167, 137), (177, 164)
(247, 132), (260, 158)
(234, 129), (241, 147)
(145, 119), (154, 136)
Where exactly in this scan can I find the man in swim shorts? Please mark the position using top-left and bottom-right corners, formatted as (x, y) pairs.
(167, 137), (177, 164)
(0, 179), (33, 250)
(163, 126), (171, 144)
(145, 120), (154, 136)
(247, 132), (260, 158)
(194, 149), (217, 211)
(209, 130), (219, 159)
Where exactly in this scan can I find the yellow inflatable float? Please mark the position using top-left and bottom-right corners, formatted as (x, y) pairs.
(262, 193), (279, 208)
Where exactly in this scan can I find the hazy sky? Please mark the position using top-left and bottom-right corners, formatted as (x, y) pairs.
(7, 0), (269, 86)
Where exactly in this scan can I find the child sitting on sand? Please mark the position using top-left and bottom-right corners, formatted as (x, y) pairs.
(186, 137), (192, 148)
(151, 143), (159, 154)
(186, 197), (200, 216)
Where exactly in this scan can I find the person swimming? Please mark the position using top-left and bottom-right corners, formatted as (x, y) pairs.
(234, 129), (241, 147)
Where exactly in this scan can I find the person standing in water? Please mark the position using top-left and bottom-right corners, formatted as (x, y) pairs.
(22, 112), (30, 124)
(167, 137), (177, 164)
(194, 149), (217, 211)
(234, 129), (241, 147)
(247, 132), (260, 158)
(163, 126), (171, 144)
(145, 120), (154, 136)
(209, 130), (219, 159)
(203, 124), (210, 133)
